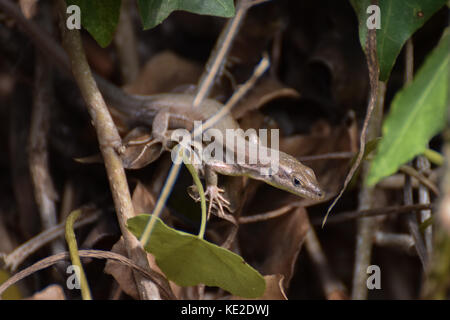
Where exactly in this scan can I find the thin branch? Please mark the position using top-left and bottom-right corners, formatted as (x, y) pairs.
(193, 0), (253, 106)
(323, 3), (380, 226)
(239, 204), (294, 224)
(400, 164), (439, 196)
(351, 17), (384, 297)
(311, 203), (434, 226)
(374, 231), (415, 253)
(29, 42), (64, 256)
(114, 0), (139, 84)
(417, 156), (433, 255)
(402, 38), (428, 270)
(305, 228), (348, 299)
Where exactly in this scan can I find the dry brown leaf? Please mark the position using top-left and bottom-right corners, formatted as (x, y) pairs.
(239, 207), (310, 289)
(231, 274), (287, 300)
(121, 127), (163, 169)
(104, 237), (140, 300)
(124, 51), (202, 95)
(131, 181), (157, 214)
(25, 284), (65, 300)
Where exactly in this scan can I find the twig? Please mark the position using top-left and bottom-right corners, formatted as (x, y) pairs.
(239, 204), (294, 224)
(65, 210), (92, 300)
(400, 164), (439, 196)
(298, 152), (355, 162)
(351, 13), (384, 298)
(0, 250), (176, 300)
(114, 0), (139, 84)
(417, 156), (433, 254)
(323, 1), (381, 226)
(311, 203), (434, 226)
(305, 228), (348, 299)
(29, 34), (64, 256)
(56, 0), (163, 300)
(193, 0), (252, 106)
(402, 39), (429, 270)
(374, 231), (415, 252)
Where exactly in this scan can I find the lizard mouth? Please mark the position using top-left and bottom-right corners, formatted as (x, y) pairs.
(302, 185), (325, 200)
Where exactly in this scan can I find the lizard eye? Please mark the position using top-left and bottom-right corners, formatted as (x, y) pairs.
(293, 177), (301, 187)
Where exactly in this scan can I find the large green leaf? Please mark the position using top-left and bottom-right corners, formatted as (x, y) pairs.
(127, 214), (265, 298)
(66, 0), (121, 48)
(137, 0), (235, 29)
(366, 28), (449, 186)
(350, 0), (447, 81)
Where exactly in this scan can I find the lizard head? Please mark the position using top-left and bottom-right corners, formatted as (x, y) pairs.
(262, 152), (325, 200)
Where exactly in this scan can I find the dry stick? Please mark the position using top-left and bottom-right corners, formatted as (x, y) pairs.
(29, 48), (64, 257)
(351, 82), (385, 300)
(323, 3), (381, 227)
(1, 208), (100, 272)
(374, 232), (415, 252)
(351, 19), (383, 300)
(305, 227), (348, 299)
(298, 152), (355, 162)
(193, 0), (252, 106)
(239, 204), (294, 224)
(114, 0), (139, 84)
(311, 203), (434, 226)
(403, 39), (429, 270)
(0, 250), (176, 300)
(417, 156), (433, 254)
(55, 0), (171, 300)
(399, 164), (439, 196)
(404, 173), (428, 268)
(139, 0), (257, 245)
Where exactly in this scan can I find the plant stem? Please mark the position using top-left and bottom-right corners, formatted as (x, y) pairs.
(424, 149), (444, 166)
(180, 148), (207, 239)
(65, 210), (92, 300)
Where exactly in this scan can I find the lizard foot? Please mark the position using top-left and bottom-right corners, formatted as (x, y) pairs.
(188, 185), (236, 224)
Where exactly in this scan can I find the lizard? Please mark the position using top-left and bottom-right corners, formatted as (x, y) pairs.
(0, 0), (324, 221)
(110, 92), (325, 223)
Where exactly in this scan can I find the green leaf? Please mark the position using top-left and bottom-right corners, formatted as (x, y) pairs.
(137, 0), (235, 30)
(127, 214), (265, 298)
(350, 0), (447, 81)
(66, 0), (121, 47)
(366, 28), (449, 186)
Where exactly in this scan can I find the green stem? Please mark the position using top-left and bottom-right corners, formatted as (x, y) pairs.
(65, 209), (92, 300)
(424, 148), (444, 166)
(181, 148), (207, 239)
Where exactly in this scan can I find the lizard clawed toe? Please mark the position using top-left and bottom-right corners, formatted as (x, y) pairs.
(188, 185), (235, 224)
